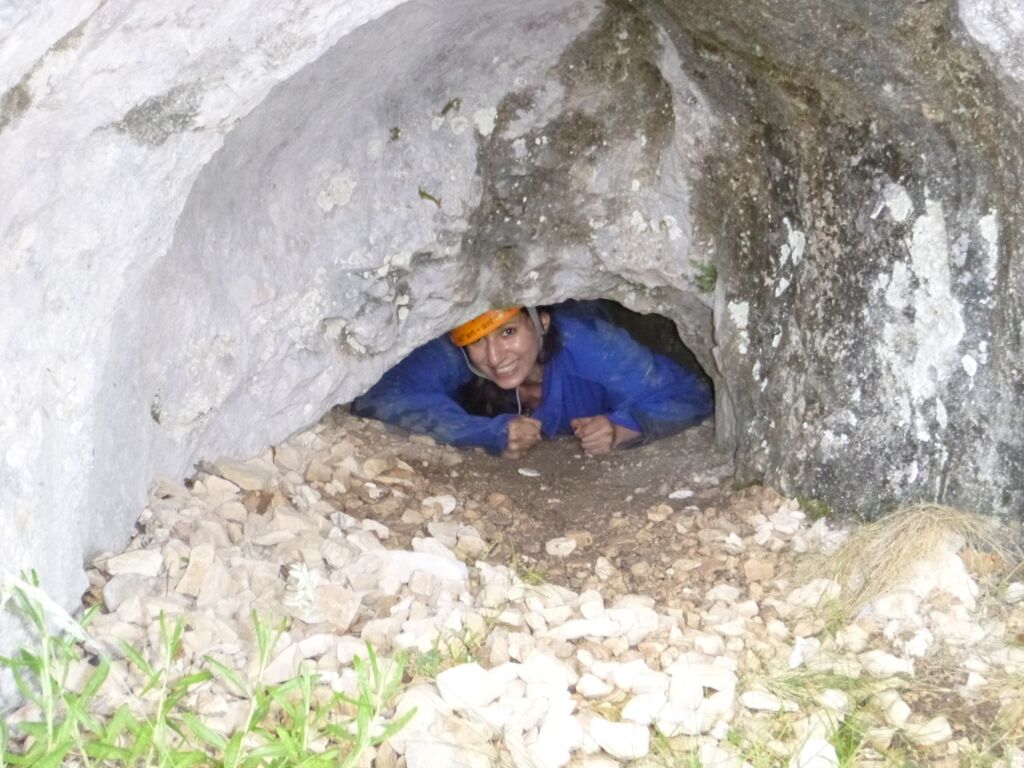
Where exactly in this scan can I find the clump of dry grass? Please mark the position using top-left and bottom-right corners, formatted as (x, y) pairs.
(810, 503), (1021, 617)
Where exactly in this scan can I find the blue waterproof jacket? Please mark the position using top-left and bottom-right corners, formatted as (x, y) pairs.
(351, 308), (713, 454)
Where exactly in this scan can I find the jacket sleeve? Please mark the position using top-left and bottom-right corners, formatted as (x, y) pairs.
(562, 314), (714, 443)
(350, 338), (515, 454)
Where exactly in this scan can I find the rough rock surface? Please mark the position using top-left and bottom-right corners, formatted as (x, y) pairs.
(2, 0), (1024, 650)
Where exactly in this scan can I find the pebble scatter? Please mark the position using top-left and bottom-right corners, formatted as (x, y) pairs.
(44, 411), (1024, 767)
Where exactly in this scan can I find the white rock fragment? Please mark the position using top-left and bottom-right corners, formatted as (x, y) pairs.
(436, 663), (505, 711)
(707, 584), (742, 603)
(741, 689), (783, 712)
(588, 717), (650, 761)
(789, 738), (839, 768)
(594, 557), (616, 580)
(105, 550), (163, 578)
(668, 488), (694, 499)
(521, 649), (579, 690)
(577, 674), (613, 699)
(517, 467), (541, 477)
(531, 710), (583, 768)
(787, 579), (842, 608)
(902, 716), (953, 747)
(213, 457), (276, 491)
(875, 689), (911, 727)
(861, 650), (913, 677)
(175, 545), (215, 597)
(1002, 582), (1024, 605)
(421, 495), (457, 516)
(103, 575), (155, 612)
(621, 692), (667, 725)
(545, 537), (577, 557)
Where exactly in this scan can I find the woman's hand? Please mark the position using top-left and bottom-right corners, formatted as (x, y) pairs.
(571, 416), (641, 455)
(503, 416), (542, 459)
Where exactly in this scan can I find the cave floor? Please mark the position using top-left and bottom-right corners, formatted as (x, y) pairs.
(36, 409), (1024, 767)
(408, 417), (737, 606)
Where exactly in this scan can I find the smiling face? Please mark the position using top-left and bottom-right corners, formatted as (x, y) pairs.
(465, 310), (549, 389)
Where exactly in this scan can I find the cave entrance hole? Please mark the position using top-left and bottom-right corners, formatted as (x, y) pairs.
(331, 297), (731, 583)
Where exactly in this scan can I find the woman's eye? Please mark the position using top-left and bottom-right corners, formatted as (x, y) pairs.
(502, 327), (516, 337)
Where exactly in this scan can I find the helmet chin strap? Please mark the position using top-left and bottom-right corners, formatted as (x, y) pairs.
(525, 306), (545, 339)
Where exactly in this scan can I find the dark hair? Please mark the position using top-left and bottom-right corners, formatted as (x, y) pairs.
(459, 307), (561, 417)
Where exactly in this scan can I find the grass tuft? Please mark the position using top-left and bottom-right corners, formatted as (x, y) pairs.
(1, 571), (414, 768)
(806, 503), (1021, 618)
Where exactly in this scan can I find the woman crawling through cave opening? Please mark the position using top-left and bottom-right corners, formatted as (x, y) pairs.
(351, 302), (713, 459)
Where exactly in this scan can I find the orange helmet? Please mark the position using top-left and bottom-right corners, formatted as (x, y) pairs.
(450, 307), (522, 347)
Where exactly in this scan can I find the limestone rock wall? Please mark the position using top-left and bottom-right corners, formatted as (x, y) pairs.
(652, 0), (1024, 517)
(1, 0), (1023, 647)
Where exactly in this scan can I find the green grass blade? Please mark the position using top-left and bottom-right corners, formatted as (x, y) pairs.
(82, 741), (134, 761)
(373, 705), (417, 745)
(119, 640), (157, 685)
(203, 656), (248, 696)
(180, 712), (227, 751)
(78, 656), (111, 701)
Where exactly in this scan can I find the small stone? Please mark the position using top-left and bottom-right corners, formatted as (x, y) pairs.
(741, 689), (783, 711)
(588, 717), (650, 761)
(818, 689), (849, 714)
(902, 716), (953, 747)
(621, 692), (667, 726)
(605, 659), (668, 694)
(263, 643), (303, 684)
(707, 584), (741, 603)
(723, 532), (745, 554)
(196, 559), (234, 608)
(214, 456), (276, 491)
(360, 456), (390, 479)
(835, 624), (869, 653)
(518, 467), (541, 477)
(313, 585), (361, 633)
(595, 557), (616, 580)
(436, 663), (504, 711)
(789, 738), (838, 768)
(875, 689), (911, 727)
(565, 529), (593, 547)
(301, 458), (331, 484)
(175, 545), (215, 597)
(693, 633), (724, 655)
(647, 504), (673, 522)
(273, 443), (305, 472)
(861, 650), (913, 677)
(521, 649), (579, 689)
(455, 533), (488, 559)
(668, 489), (694, 499)
(401, 508), (424, 525)
(1002, 582), (1024, 605)
(421, 495), (457, 516)
(744, 558), (775, 583)
(106, 550), (163, 578)
(787, 579), (841, 608)
(217, 501), (248, 523)
(630, 561), (651, 578)
(103, 575), (155, 612)
(546, 537), (577, 557)
(577, 673), (613, 698)
(531, 711), (583, 768)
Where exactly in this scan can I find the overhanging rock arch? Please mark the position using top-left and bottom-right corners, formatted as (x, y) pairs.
(1, 0), (1022, 644)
